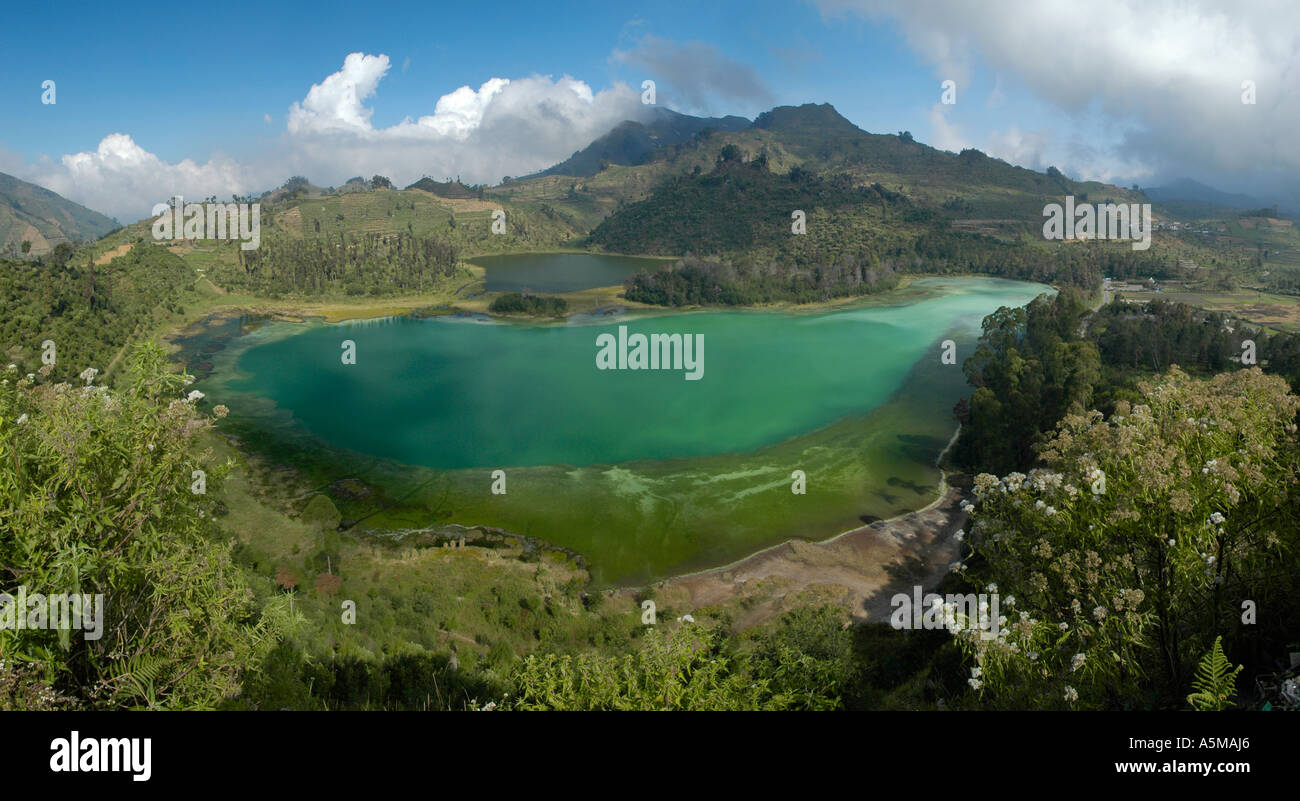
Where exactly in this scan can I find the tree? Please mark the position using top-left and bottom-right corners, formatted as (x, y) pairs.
(371, 175), (392, 189)
(49, 242), (73, 268)
(717, 144), (743, 165)
(20, 240), (31, 255)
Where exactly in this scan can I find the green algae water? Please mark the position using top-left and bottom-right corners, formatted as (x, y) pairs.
(193, 276), (1050, 586)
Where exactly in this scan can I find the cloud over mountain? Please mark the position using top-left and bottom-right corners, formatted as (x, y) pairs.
(817, 0), (1300, 199)
(280, 53), (648, 189)
(611, 35), (775, 114)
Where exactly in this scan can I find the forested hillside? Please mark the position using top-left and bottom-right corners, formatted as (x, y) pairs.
(602, 152), (1178, 305)
(232, 232), (461, 297)
(0, 244), (192, 381)
(952, 294), (1300, 475)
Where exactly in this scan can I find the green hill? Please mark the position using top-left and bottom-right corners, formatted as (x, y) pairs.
(0, 172), (119, 257)
(583, 104), (1156, 259)
(405, 177), (483, 199)
(494, 103), (1158, 243)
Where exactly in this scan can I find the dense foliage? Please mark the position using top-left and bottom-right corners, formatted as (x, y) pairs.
(602, 154), (1181, 306)
(624, 253), (901, 305)
(0, 246), (192, 382)
(487, 292), (568, 315)
(952, 291), (1101, 474)
(953, 294), (1300, 475)
(0, 343), (281, 709)
(953, 368), (1300, 709)
(233, 232), (459, 297)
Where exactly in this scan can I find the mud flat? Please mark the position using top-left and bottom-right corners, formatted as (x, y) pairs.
(622, 482), (969, 629)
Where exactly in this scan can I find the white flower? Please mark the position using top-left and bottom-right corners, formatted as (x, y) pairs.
(186, 390), (205, 403)
(953, 528), (965, 542)
(967, 678), (983, 690)
(1064, 686), (1078, 703)
(147, 443), (155, 451)
(15, 414), (28, 425)
(1208, 512), (1225, 526)
(1059, 622), (1069, 631)
(971, 667), (983, 679)
(1071, 653), (1087, 672)
(79, 367), (99, 385)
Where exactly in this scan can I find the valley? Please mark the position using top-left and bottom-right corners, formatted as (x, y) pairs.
(4, 94), (1300, 714)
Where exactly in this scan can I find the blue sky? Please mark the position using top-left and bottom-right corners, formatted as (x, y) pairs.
(1, 1), (970, 157)
(2, 0), (1294, 220)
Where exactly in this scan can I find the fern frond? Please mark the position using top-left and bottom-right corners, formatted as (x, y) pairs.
(1187, 636), (1242, 711)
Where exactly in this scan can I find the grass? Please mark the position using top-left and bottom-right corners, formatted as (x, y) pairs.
(1155, 287), (1300, 333)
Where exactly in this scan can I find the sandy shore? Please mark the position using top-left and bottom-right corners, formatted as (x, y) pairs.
(615, 481), (968, 629)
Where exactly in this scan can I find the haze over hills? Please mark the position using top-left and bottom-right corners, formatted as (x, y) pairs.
(1144, 177), (1295, 219)
(13, 101), (1277, 255)
(0, 172), (119, 256)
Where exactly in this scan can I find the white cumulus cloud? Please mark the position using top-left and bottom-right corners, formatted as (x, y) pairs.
(279, 53), (648, 188)
(13, 51), (650, 222)
(23, 133), (253, 223)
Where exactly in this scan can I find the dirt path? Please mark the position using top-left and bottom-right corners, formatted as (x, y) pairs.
(93, 242), (134, 265)
(615, 483), (969, 628)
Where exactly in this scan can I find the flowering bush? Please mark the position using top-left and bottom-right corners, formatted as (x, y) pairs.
(954, 367), (1299, 709)
(0, 342), (279, 709)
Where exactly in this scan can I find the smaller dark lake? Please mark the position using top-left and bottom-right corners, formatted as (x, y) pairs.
(468, 252), (672, 293)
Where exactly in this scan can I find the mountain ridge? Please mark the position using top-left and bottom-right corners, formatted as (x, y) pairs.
(0, 172), (119, 256)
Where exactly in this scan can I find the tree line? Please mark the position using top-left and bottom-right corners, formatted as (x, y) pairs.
(230, 232), (460, 297)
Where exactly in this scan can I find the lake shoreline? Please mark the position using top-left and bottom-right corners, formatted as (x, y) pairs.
(173, 274), (1044, 600)
(609, 426), (969, 628)
(611, 478), (968, 628)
